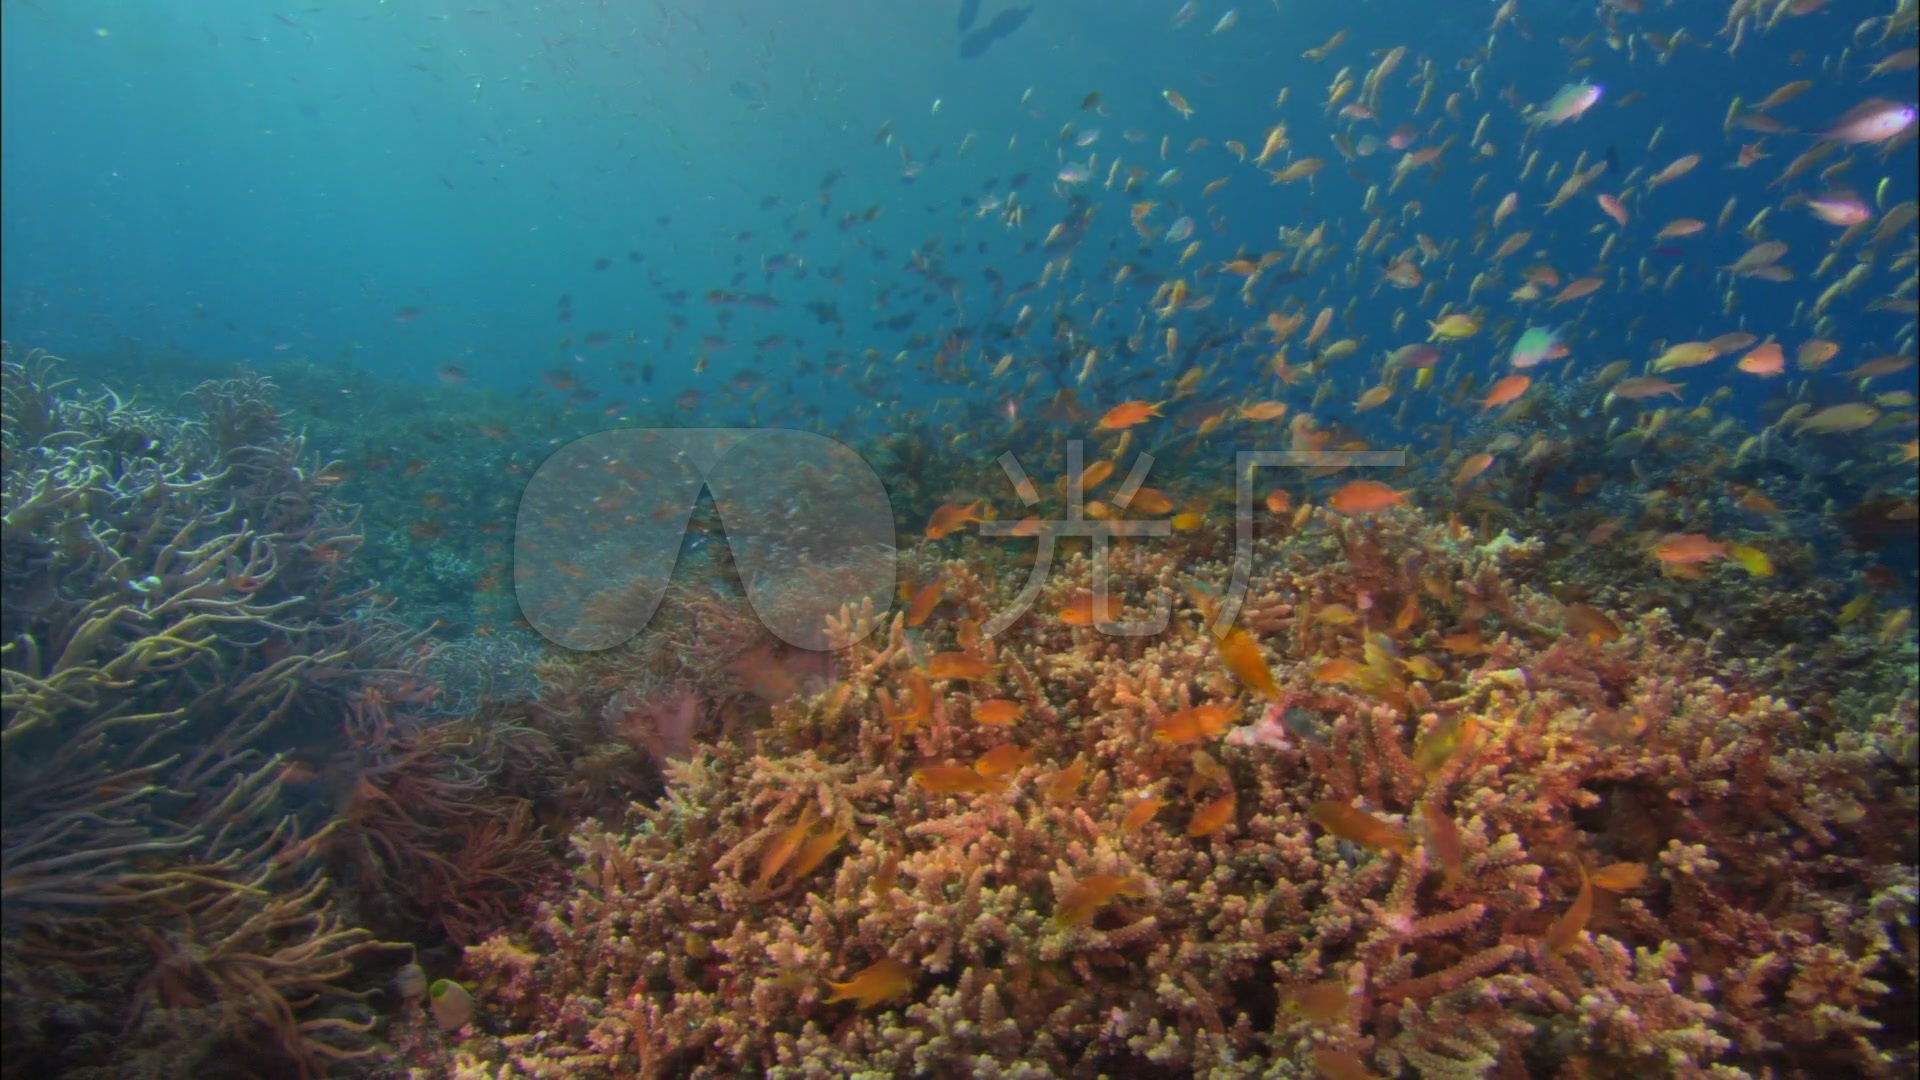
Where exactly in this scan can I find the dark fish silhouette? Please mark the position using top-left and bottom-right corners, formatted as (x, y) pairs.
(729, 79), (768, 110)
(959, 26), (996, 58)
(982, 5), (1034, 36)
(959, 4), (1034, 59)
(958, 0), (981, 33)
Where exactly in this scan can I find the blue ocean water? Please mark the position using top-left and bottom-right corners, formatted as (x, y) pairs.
(5, 1), (1909, 435)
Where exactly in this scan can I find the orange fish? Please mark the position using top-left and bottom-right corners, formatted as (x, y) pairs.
(1381, 259), (1422, 288)
(1480, 373), (1532, 409)
(1308, 801), (1413, 854)
(1849, 353), (1915, 379)
(783, 821), (849, 884)
(869, 852), (900, 897)
(1264, 488), (1293, 513)
(1186, 792), (1237, 837)
(1056, 459), (1116, 498)
(1120, 796), (1166, 834)
(1547, 277), (1604, 305)
(1312, 656), (1368, 685)
(1053, 872), (1149, 927)
(1127, 486), (1175, 513)
(905, 579), (944, 627)
(1650, 533), (1729, 565)
(973, 743), (1034, 778)
(1544, 864), (1593, 954)
(1453, 453), (1495, 486)
(1654, 218), (1707, 240)
(1186, 748), (1228, 797)
(971, 699), (1023, 726)
(1213, 626), (1279, 696)
(925, 500), (984, 539)
(924, 652), (993, 680)
(1736, 342), (1786, 376)
(1590, 861), (1649, 892)
(1393, 592), (1421, 633)
(1045, 755), (1089, 802)
(1059, 592), (1116, 626)
(1313, 603), (1359, 627)
(878, 671), (932, 735)
(1098, 400), (1163, 430)
(1564, 603), (1622, 644)
(1327, 479), (1408, 514)
(911, 764), (1005, 795)
(1154, 702), (1238, 744)
(1077, 458), (1116, 491)
(1521, 263), (1561, 287)
(823, 957), (916, 1009)
(756, 807), (818, 888)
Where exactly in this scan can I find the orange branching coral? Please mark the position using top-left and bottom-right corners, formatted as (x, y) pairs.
(446, 505), (1916, 1078)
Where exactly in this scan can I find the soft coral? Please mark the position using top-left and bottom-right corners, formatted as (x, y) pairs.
(609, 683), (705, 763)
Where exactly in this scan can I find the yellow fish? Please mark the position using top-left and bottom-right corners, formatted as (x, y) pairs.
(1213, 626), (1278, 697)
(823, 958), (916, 1010)
(1053, 873), (1149, 927)
(1427, 313), (1481, 340)
(1728, 542), (1774, 577)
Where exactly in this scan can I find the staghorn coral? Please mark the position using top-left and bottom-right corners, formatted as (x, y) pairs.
(436, 498), (1915, 1078)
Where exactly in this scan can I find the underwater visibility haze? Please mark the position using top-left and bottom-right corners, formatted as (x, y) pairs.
(2, 0), (1918, 1076)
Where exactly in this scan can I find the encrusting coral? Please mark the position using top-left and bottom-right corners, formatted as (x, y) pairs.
(445, 502), (1918, 1079)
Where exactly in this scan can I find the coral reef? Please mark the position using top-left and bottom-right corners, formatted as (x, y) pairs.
(322, 686), (561, 949)
(443, 504), (1918, 1077)
(0, 348), (420, 1077)
(4, 345), (1911, 1079)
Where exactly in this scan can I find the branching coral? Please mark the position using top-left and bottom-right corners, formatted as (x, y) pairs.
(429, 492), (1914, 1078)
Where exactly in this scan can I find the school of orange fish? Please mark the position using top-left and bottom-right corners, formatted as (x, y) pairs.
(415, 0), (1920, 625)
(418, 1), (1920, 1076)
